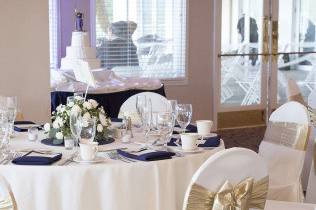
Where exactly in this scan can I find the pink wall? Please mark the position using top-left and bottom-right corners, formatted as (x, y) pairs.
(165, 0), (214, 121)
(60, 0), (91, 60)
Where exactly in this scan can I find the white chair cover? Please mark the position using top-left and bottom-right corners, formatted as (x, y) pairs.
(0, 175), (17, 210)
(183, 148), (268, 210)
(118, 92), (171, 123)
(305, 89), (316, 203)
(259, 101), (309, 202)
(265, 200), (316, 210)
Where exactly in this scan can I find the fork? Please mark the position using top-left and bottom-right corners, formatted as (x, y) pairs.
(107, 152), (135, 163)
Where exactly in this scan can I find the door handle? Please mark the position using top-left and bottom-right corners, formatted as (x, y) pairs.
(272, 20), (278, 62)
(262, 16), (270, 63)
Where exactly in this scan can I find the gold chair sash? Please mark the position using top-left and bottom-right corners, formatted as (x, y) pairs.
(185, 176), (269, 210)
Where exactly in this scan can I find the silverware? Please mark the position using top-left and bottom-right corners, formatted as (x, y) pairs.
(58, 153), (77, 166)
(107, 151), (135, 163)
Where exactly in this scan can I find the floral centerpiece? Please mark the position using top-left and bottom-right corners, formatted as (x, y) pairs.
(44, 96), (111, 144)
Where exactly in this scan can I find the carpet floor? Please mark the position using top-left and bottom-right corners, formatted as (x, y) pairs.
(217, 126), (266, 152)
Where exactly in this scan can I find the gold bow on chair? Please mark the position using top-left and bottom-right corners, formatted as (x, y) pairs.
(186, 176), (269, 210)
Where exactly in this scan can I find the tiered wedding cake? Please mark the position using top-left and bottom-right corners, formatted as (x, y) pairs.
(60, 31), (101, 70)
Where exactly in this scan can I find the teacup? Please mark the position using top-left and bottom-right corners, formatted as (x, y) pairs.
(180, 133), (199, 151)
(196, 120), (213, 136)
(79, 142), (98, 161)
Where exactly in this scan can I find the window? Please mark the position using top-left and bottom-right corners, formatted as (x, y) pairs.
(49, 0), (60, 70)
(94, 0), (187, 79)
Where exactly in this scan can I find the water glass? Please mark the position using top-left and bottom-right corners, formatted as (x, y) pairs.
(70, 109), (83, 153)
(80, 117), (96, 143)
(176, 104), (192, 133)
(168, 100), (178, 116)
(157, 112), (175, 145)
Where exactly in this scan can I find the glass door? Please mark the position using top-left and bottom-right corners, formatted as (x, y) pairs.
(215, 0), (270, 128)
(276, 0), (316, 104)
(214, 0), (316, 129)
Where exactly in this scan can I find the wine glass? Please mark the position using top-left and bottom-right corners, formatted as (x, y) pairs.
(136, 95), (147, 126)
(168, 100), (178, 123)
(80, 117), (96, 143)
(157, 112), (175, 146)
(176, 104), (192, 133)
(70, 109), (83, 153)
(0, 110), (10, 157)
(5, 96), (17, 137)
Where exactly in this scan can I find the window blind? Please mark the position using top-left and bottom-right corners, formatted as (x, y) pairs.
(49, 0), (59, 70)
(95, 0), (187, 79)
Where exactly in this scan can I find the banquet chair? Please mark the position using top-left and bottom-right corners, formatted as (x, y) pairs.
(118, 92), (171, 123)
(259, 101), (310, 202)
(0, 175), (17, 210)
(182, 147), (269, 210)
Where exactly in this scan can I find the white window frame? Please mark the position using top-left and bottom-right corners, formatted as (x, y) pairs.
(49, 0), (61, 70)
(90, 0), (189, 85)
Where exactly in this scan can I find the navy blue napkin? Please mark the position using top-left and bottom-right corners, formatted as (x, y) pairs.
(117, 149), (175, 161)
(173, 124), (197, 134)
(12, 151), (62, 165)
(110, 118), (123, 123)
(167, 135), (221, 147)
(14, 121), (42, 132)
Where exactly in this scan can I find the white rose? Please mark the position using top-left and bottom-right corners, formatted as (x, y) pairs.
(83, 112), (91, 120)
(83, 101), (92, 110)
(97, 124), (103, 132)
(60, 106), (66, 113)
(99, 113), (107, 126)
(71, 105), (81, 114)
(56, 132), (63, 140)
(67, 101), (74, 107)
(88, 99), (98, 108)
(56, 117), (64, 127)
(44, 123), (51, 132)
(52, 120), (59, 129)
(56, 105), (62, 112)
(74, 96), (83, 101)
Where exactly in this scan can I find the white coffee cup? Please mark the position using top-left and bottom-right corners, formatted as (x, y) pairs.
(180, 133), (199, 151)
(196, 120), (213, 136)
(79, 142), (98, 161)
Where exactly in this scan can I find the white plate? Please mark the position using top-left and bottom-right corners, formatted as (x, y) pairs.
(73, 156), (106, 164)
(199, 133), (218, 138)
(173, 147), (204, 154)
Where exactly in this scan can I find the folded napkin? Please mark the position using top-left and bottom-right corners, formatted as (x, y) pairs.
(117, 149), (175, 161)
(173, 124), (197, 134)
(110, 118), (123, 123)
(167, 135), (221, 147)
(12, 151), (62, 165)
(14, 121), (42, 132)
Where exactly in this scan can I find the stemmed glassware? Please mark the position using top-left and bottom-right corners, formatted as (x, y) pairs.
(80, 117), (96, 143)
(70, 109), (83, 154)
(0, 110), (10, 157)
(136, 95), (147, 127)
(176, 104), (192, 133)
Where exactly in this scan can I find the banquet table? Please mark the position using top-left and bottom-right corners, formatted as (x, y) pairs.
(51, 85), (166, 118)
(0, 131), (225, 210)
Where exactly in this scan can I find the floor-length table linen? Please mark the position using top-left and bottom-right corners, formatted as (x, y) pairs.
(0, 132), (224, 210)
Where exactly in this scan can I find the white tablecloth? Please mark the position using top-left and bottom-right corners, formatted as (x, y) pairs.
(0, 132), (224, 210)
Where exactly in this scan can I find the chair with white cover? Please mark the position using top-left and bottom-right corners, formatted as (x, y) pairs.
(259, 101), (310, 202)
(305, 89), (316, 203)
(118, 92), (171, 123)
(183, 147), (269, 210)
(0, 175), (17, 210)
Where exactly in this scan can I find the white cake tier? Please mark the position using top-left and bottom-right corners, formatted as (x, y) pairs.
(60, 58), (101, 70)
(71, 32), (90, 47)
(66, 46), (96, 59)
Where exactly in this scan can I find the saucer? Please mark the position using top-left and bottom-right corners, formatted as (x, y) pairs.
(199, 133), (217, 138)
(73, 156), (106, 164)
(173, 147), (204, 154)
